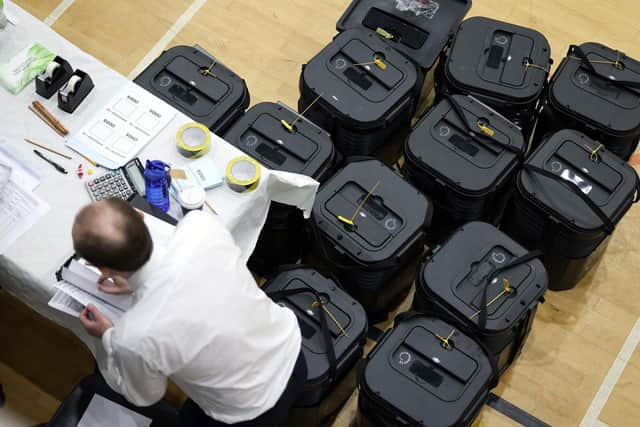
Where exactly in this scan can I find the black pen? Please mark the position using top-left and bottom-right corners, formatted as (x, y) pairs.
(34, 149), (68, 174)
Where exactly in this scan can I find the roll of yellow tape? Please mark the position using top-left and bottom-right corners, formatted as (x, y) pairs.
(225, 157), (261, 193)
(176, 122), (211, 158)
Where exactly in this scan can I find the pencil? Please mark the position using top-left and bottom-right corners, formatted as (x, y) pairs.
(78, 152), (98, 167)
(32, 100), (69, 135)
(28, 106), (66, 137)
(205, 200), (218, 215)
(24, 138), (72, 160)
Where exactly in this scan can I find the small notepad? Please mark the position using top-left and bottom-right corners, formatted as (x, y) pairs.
(171, 156), (223, 193)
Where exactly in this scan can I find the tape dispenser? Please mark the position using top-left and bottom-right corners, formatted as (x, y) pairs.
(58, 69), (94, 113)
(35, 56), (74, 99)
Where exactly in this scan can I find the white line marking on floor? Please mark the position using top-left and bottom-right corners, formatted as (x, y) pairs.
(44, 0), (76, 26)
(127, 0), (207, 79)
(580, 318), (640, 427)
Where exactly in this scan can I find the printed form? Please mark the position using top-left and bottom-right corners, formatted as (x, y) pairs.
(0, 146), (49, 254)
(66, 82), (176, 169)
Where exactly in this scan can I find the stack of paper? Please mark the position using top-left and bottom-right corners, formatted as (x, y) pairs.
(49, 258), (133, 319)
(0, 145), (49, 254)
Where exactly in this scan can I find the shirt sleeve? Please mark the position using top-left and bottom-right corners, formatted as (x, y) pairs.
(101, 327), (168, 407)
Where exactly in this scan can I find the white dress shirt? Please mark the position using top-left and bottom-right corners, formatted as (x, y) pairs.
(99, 210), (302, 423)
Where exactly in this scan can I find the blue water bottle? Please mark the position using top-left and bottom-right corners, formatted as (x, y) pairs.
(144, 160), (171, 212)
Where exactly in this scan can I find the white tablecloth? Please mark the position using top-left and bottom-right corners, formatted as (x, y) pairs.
(0, 3), (318, 367)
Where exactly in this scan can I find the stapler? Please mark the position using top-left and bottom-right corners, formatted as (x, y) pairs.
(58, 69), (94, 113)
(35, 56), (74, 99)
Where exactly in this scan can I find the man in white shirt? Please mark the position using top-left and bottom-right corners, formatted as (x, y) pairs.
(72, 198), (306, 426)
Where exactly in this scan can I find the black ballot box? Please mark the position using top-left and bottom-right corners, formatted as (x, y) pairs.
(223, 102), (336, 275)
(298, 29), (422, 164)
(263, 267), (367, 426)
(134, 45), (250, 135)
(309, 158), (432, 320)
(357, 313), (497, 427)
(413, 222), (548, 375)
(534, 43), (640, 160)
(436, 17), (552, 142)
(403, 94), (525, 244)
(502, 129), (640, 291)
(336, 0), (471, 108)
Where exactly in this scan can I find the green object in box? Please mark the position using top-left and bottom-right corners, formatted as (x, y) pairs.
(0, 43), (56, 94)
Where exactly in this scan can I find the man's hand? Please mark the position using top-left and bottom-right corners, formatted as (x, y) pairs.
(98, 274), (133, 295)
(79, 304), (113, 338)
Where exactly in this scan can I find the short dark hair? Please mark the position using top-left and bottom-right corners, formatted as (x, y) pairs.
(74, 198), (153, 272)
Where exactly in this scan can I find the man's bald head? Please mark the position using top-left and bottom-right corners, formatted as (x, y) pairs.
(72, 198), (153, 272)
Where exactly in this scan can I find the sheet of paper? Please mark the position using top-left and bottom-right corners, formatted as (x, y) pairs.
(78, 394), (152, 427)
(63, 262), (133, 311)
(0, 179), (49, 254)
(66, 81), (176, 169)
(0, 145), (40, 190)
(48, 286), (85, 317)
(54, 282), (124, 321)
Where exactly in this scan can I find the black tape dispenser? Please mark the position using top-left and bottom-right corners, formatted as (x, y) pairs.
(35, 56), (74, 99)
(57, 69), (94, 113)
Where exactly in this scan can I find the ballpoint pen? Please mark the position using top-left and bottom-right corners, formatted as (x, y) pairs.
(33, 149), (68, 174)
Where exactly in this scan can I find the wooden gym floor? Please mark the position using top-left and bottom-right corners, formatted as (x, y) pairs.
(2, 0), (640, 426)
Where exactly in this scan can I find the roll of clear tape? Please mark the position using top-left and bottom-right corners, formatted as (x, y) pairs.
(225, 157), (261, 193)
(60, 75), (82, 97)
(39, 61), (60, 82)
(176, 122), (211, 158)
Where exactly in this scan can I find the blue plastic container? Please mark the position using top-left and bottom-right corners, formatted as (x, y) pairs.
(144, 160), (171, 212)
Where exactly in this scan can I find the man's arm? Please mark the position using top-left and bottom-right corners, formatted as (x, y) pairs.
(80, 305), (168, 406)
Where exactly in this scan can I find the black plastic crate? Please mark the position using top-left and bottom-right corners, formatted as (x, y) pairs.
(502, 129), (640, 291)
(403, 94), (525, 244)
(223, 102), (336, 275)
(299, 29), (422, 163)
(358, 312), (497, 427)
(263, 267), (367, 426)
(413, 222), (547, 375)
(336, 0), (471, 72)
(534, 43), (640, 160)
(309, 159), (432, 320)
(436, 17), (552, 141)
(134, 45), (250, 135)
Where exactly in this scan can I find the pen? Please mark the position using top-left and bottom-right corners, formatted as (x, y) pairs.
(34, 149), (68, 174)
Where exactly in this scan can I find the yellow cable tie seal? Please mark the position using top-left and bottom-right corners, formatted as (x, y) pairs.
(376, 27), (394, 39)
(503, 278), (512, 293)
(477, 122), (495, 138)
(281, 119), (294, 133)
(176, 122), (212, 159)
(373, 57), (387, 70)
(337, 215), (354, 226)
(586, 143), (604, 162)
(225, 156), (261, 193)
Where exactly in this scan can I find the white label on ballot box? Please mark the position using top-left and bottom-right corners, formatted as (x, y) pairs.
(78, 394), (152, 427)
(66, 81), (176, 170)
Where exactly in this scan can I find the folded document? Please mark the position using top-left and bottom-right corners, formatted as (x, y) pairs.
(49, 258), (133, 319)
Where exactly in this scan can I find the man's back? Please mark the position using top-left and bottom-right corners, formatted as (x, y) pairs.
(101, 211), (302, 424)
